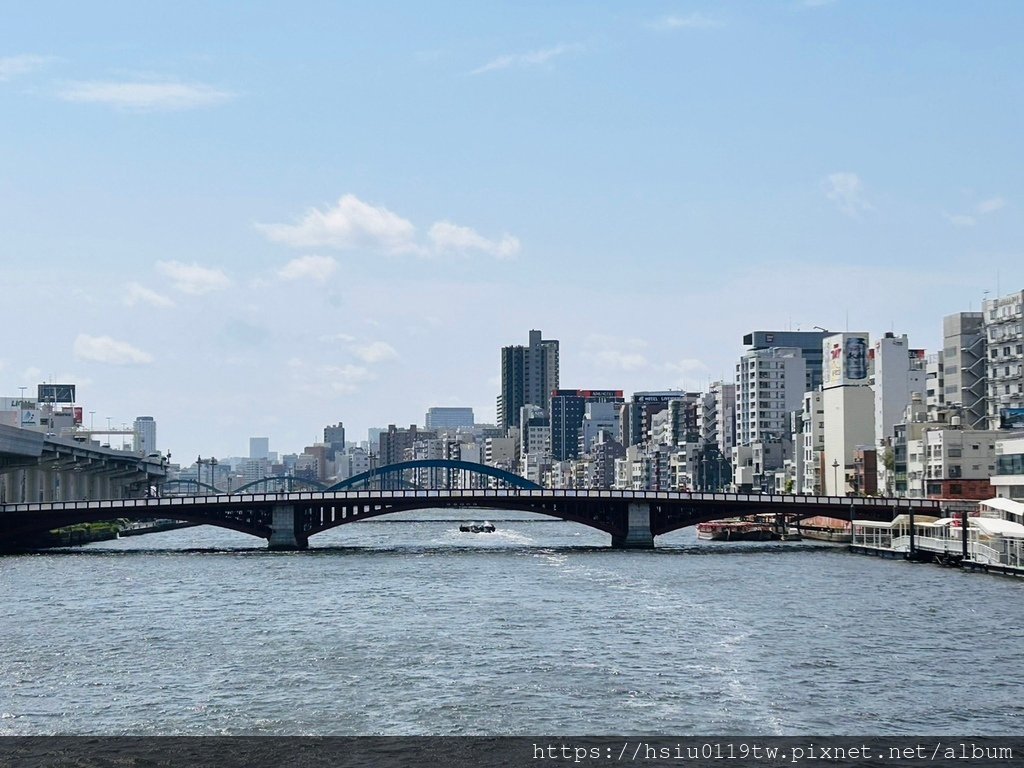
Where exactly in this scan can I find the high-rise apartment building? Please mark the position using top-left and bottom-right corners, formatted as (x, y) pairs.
(550, 389), (624, 461)
(249, 437), (269, 461)
(133, 416), (156, 455)
(323, 423), (346, 460)
(872, 333), (926, 446)
(942, 312), (987, 428)
(497, 329), (559, 432)
(983, 289), (1024, 429)
(735, 347), (807, 447)
(379, 425), (438, 466)
(742, 330), (828, 393)
(701, 382), (736, 458)
(622, 391), (692, 447)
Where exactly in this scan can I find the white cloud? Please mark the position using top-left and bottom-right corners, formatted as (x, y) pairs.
(0, 54), (52, 81)
(321, 364), (375, 394)
(471, 43), (583, 75)
(156, 261), (231, 295)
(278, 254), (338, 282)
(976, 196), (1006, 214)
(584, 334), (651, 371)
(594, 350), (649, 371)
(124, 282), (175, 308)
(260, 194), (520, 260)
(659, 360), (708, 387)
(823, 172), (872, 217)
(73, 334), (154, 365)
(258, 194), (419, 253)
(352, 341), (399, 364)
(944, 213), (976, 228)
(428, 221), (520, 259)
(653, 13), (723, 30)
(57, 80), (233, 111)
(944, 196), (1008, 228)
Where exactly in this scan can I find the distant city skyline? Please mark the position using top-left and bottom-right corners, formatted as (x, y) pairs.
(1, 2), (1021, 460)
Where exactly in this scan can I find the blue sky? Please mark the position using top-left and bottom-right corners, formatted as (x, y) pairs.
(2, 1), (1022, 460)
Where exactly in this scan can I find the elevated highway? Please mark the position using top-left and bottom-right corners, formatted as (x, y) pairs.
(0, 424), (167, 505)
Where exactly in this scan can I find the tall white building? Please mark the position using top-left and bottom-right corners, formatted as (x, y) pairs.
(249, 437), (269, 460)
(579, 401), (620, 456)
(872, 332), (926, 447)
(735, 346), (807, 448)
(983, 289), (1024, 429)
(702, 382), (736, 457)
(800, 390), (824, 495)
(133, 416), (157, 455)
(822, 333), (875, 495)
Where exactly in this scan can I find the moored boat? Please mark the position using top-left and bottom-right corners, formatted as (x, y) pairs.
(696, 520), (775, 541)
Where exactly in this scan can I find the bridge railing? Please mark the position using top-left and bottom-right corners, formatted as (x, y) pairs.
(0, 487), (943, 514)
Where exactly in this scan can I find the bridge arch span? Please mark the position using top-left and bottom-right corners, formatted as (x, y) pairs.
(232, 476), (326, 494)
(162, 479), (223, 496)
(650, 496), (902, 538)
(1, 504), (272, 546)
(301, 494), (620, 540)
(327, 460), (540, 491)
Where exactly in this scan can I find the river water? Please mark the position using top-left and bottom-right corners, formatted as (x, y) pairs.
(1, 512), (1022, 735)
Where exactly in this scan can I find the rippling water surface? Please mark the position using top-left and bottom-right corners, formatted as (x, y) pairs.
(2, 512), (1022, 735)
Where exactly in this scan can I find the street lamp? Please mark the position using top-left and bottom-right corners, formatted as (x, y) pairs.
(831, 459), (840, 496)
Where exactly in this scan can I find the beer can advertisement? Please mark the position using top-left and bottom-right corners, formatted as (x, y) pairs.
(844, 336), (868, 381)
(823, 333), (869, 387)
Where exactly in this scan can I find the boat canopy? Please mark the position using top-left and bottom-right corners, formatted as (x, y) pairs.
(852, 519), (894, 529)
(973, 517), (1024, 537)
(979, 497), (1024, 521)
(889, 514), (940, 526)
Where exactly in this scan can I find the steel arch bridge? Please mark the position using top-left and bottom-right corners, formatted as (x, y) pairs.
(327, 459), (541, 491)
(0, 488), (942, 551)
(232, 476), (326, 494)
(161, 479), (222, 496)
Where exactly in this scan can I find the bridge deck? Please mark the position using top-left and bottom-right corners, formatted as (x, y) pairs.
(1, 488), (942, 515)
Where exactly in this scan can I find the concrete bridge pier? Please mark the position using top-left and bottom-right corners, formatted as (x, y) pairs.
(268, 504), (308, 551)
(612, 502), (655, 549)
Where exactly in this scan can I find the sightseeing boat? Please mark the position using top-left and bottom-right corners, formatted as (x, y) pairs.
(696, 520), (775, 541)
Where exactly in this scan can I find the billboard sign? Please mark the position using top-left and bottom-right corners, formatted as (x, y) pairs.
(37, 384), (76, 404)
(823, 333), (869, 388)
(20, 409), (39, 427)
(0, 397), (37, 411)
